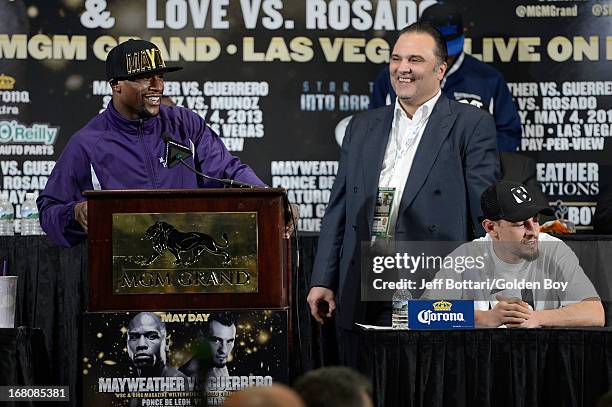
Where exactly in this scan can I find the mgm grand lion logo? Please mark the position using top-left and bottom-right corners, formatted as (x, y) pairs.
(139, 221), (231, 266)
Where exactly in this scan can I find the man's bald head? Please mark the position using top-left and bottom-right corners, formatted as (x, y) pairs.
(128, 312), (165, 331)
(222, 384), (304, 407)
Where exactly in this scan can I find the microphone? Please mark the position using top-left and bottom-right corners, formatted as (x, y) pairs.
(521, 287), (534, 310)
(161, 132), (262, 189)
(163, 133), (193, 168)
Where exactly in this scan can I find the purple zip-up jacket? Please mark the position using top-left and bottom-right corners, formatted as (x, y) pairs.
(37, 103), (265, 247)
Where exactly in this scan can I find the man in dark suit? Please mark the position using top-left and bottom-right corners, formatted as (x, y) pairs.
(307, 22), (499, 367)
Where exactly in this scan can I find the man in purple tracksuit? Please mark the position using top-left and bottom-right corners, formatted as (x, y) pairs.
(37, 39), (265, 247)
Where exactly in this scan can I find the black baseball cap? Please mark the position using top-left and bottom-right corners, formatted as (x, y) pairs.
(479, 181), (554, 222)
(420, 3), (464, 57)
(106, 39), (182, 81)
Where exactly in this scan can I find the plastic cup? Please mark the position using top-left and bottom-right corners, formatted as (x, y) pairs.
(0, 276), (17, 328)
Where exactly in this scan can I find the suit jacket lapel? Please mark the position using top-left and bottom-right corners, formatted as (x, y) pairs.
(362, 106), (394, 234)
(397, 95), (457, 216)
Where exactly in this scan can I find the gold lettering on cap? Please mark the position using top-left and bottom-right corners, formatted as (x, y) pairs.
(140, 50), (152, 72)
(145, 48), (158, 69)
(126, 51), (147, 75)
(136, 51), (142, 74)
(126, 52), (137, 75)
(125, 48), (167, 76)
(156, 48), (167, 68)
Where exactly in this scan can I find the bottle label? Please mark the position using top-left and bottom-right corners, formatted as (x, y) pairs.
(392, 301), (408, 311)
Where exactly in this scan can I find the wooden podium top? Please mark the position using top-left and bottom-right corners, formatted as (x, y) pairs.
(85, 188), (290, 311)
(84, 187), (286, 196)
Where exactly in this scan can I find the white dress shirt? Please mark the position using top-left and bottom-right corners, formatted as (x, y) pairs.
(378, 90), (442, 235)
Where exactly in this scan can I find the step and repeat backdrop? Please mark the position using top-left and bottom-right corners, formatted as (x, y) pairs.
(0, 0), (610, 232)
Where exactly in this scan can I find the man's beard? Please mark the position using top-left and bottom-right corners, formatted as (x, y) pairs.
(212, 360), (227, 369)
(498, 241), (540, 262)
(519, 249), (539, 262)
(133, 353), (157, 368)
(134, 356), (164, 376)
(517, 242), (539, 262)
(138, 104), (157, 118)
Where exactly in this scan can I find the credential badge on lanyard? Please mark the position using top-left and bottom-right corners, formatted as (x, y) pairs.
(372, 187), (396, 238)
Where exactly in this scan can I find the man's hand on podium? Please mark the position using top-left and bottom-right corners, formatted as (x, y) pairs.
(307, 287), (336, 324)
(285, 203), (300, 239)
(74, 201), (88, 232)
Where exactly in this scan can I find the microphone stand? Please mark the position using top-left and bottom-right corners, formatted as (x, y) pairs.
(176, 155), (262, 189)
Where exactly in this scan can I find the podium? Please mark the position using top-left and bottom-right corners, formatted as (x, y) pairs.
(81, 188), (291, 406)
(84, 188), (290, 311)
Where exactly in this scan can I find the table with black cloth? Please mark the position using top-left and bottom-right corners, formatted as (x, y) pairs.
(0, 236), (86, 407)
(0, 326), (54, 406)
(358, 327), (612, 407)
(2, 233), (612, 407)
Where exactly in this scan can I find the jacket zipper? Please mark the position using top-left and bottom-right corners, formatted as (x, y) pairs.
(138, 120), (159, 188)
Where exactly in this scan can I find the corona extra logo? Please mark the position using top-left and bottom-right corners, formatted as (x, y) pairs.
(432, 300), (452, 312)
(0, 74), (16, 90)
(417, 300), (465, 325)
(410, 300), (474, 328)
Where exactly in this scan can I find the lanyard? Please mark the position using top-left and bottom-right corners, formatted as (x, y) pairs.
(380, 104), (430, 187)
(394, 123), (421, 163)
(390, 115), (426, 180)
